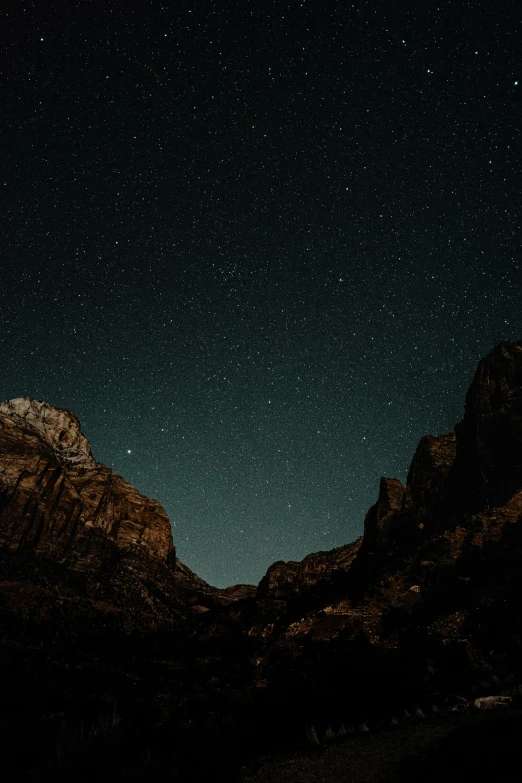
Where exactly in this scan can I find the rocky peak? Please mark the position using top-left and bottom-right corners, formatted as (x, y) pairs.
(257, 540), (361, 599)
(362, 477), (405, 553)
(376, 477), (406, 514)
(453, 341), (522, 504)
(0, 398), (174, 575)
(464, 341), (522, 416)
(406, 433), (457, 512)
(258, 560), (300, 599)
(0, 397), (95, 468)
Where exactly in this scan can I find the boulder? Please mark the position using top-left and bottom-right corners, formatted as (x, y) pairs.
(474, 695), (512, 710)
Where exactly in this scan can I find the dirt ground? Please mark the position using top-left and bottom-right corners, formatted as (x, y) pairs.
(243, 709), (522, 783)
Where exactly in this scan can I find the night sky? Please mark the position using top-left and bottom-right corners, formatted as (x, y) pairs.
(1, 1), (521, 587)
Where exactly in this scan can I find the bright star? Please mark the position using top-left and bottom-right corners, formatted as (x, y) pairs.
(127, 449), (132, 454)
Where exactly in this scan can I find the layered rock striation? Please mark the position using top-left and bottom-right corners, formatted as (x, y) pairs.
(0, 398), (175, 575)
(0, 398), (254, 633)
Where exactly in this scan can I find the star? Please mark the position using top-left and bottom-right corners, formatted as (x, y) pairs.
(2, 0), (517, 588)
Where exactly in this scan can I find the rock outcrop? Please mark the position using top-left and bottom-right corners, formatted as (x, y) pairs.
(0, 398), (205, 633)
(246, 342), (522, 730)
(452, 341), (522, 505)
(406, 433), (456, 512)
(362, 477), (405, 554)
(174, 557), (255, 606)
(0, 398), (175, 574)
(257, 540), (361, 599)
(0, 398), (253, 634)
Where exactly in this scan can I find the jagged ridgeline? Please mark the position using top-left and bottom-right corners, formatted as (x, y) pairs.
(0, 342), (522, 782)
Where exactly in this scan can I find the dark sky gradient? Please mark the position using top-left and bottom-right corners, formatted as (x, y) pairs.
(1, 0), (521, 586)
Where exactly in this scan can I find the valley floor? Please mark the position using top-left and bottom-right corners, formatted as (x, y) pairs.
(243, 708), (522, 783)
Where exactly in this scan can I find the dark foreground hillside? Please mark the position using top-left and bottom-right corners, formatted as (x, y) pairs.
(1, 342), (522, 781)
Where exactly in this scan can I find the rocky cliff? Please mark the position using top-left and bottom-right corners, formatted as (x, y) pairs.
(0, 398), (175, 572)
(257, 539), (361, 600)
(452, 341), (522, 505)
(244, 342), (522, 716)
(0, 398), (238, 632)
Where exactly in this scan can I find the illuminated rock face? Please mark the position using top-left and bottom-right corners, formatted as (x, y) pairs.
(0, 397), (175, 575)
(0, 398), (96, 468)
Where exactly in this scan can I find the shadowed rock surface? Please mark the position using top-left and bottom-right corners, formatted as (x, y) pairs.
(257, 539), (361, 600)
(406, 433), (456, 513)
(362, 477), (405, 554)
(452, 341), (522, 505)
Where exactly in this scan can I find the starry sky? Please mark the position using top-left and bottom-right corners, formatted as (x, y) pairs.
(1, 0), (521, 587)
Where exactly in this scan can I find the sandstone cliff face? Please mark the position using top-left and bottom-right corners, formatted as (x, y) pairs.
(406, 433), (456, 512)
(174, 557), (255, 606)
(0, 398), (175, 575)
(257, 539), (361, 599)
(453, 341), (522, 504)
(0, 398), (195, 632)
(362, 477), (405, 554)
(0, 398), (248, 632)
(0, 398), (95, 468)
(248, 342), (522, 710)
(254, 431), (457, 604)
